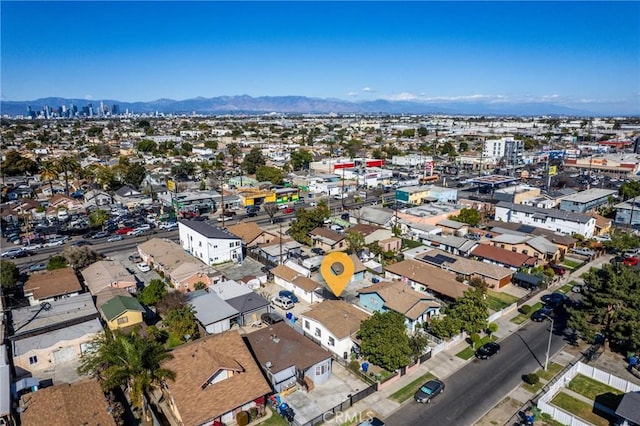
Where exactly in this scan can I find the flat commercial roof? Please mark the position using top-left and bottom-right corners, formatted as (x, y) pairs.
(470, 175), (519, 186)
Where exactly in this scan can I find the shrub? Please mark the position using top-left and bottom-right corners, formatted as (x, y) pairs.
(487, 322), (499, 336)
(349, 360), (361, 372)
(470, 333), (481, 349)
(249, 407), (258, 421)
(523, 373), (540, 385)
(519, 305), (532, 315)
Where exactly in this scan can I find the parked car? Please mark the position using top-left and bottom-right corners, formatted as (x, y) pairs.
(548, 264), (567, 276)
(475, 342), (501, 359)
(129, 254), (142, 263)
(271, 296), (294, 310)
(70, 240), (93, 247)
(27, 263), (48, 272)
(277, 204), (289, 210)
(311, 247), (326, 256)
(116, 227), (134, 235)
(261, 312), (284, 326)
(531, 306), (554, 322)
(278, 290), (299, 304)
(357, 417), (385, 426)
(622, 256), (638, 266)
(159, 222), (178, 231)
(1, 248), (25, 258)
(91, 231), (110, 239)
(572, 283), (584, 293)
(309, 201), (318, 207)
(137, 262), (151, 272)
(107, 235), (123, 242)
(246, 211), (257, 218)
(541, 292), (567, 307)
(414, 379), (445, 404)
(246, 205), (260, 213)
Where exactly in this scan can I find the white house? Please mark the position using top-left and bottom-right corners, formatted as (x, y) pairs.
(495, 201), (596, 238)
(270, 264), (323, 304)
(299, 300), (370, 360)
(178, 220), (243, 265)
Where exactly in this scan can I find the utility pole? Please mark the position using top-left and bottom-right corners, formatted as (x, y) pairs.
(220, 172), (226, 228)
(279, 221), (283, 265)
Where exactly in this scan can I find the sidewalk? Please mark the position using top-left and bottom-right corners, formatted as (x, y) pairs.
(335, 254), (614, 425)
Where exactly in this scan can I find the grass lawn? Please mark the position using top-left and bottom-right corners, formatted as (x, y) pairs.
(556, 284), (573, 294)
(522, 379), (544, 394)
(567, 374), (624, 410)
(389, 372), (437, 403)
(538, 412), (567, 426)
(538, 362), (564, 381)
(486, 290), (520, 311)
(551, 392), (610, 426)
(563, 259), (582, 269)
(456, 335), (497, 360)
(510, 302), (543, 325)
(258, 407), (290, 426)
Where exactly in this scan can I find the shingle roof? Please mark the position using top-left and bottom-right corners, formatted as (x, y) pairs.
(615, 392), (640, 424)
(301, 300), (370, 339)
(357, 280), (440, 320)
(187, 291), (239, 325)
(245, 322), (331, 373)
(178, 220), (240, 240)
(81, 260), (137, 295)
(227, 222), (273, 245)
(23, 267), (82, 301)
(19, 379), (116, 426)
(271, 265), (320, 292)
(348, 224), (384, 237)
(485, 220), (576, 246)
(99, 295), (145, 322)
(471, 244), (537, 268)
(163, 330), (272, 426)
(310, 227), (345, 243)
(384, 260), (468, 300)
(417, 249), (513, 280)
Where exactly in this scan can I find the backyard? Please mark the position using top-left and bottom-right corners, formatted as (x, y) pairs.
(567, 374), (624, 410)
(550, 392), (611, 426)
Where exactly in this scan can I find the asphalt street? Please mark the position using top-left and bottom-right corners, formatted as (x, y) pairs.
(385, 318), (568, 426)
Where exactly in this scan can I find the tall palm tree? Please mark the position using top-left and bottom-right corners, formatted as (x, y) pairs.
(57, 156), (80, 196)
(77, 332), (175, 421)
(39, 161), (59, 196)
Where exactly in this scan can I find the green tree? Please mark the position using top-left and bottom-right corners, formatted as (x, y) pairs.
(242, 147), (266, 175)
(567, 263), (640, 352)
(439, 141), (458, 157)
(77, 331), (175, 421)
(428, 315), (462, 339)
(448, 287), (489, 334)
(170, 161), (196, 179)
(290, 149), (313, 171)
(604, 230), (640, 252)
(181, 142), (193, 154)
(372, 149), (384, 159)
(87, 125), (103, 137)
(408, 332), (430, 362)
(288, 201), (330, 245)
(138, 279), (168, 306)
(63, 246), (102, 269)
(487, 322), (499, 337)
(164, 305), (200, 346)
(39, 160), (59, 195)
(345, 230), (365, 254)
(47, 255), (68, 270)
(203, 140), (218, 149)
(124, 163), (147, 189)
(459, 142), (469, 152)
(448, 208), (481, 227)
(255, 165), (284, 185)
(57, 156), (80, 196)
(89, 209), (109, 228)
(619, 180), (640, 201)
(0, 260), (20, 290)
(1, 150), (38, 176)
(359, 311), (412, 371)
(227, 143), (241, 168)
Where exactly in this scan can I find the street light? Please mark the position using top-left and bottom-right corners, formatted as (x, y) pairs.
(542, 313), (554, 370)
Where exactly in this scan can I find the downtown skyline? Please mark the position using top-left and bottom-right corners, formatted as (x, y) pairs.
(1, 1), (639, 115)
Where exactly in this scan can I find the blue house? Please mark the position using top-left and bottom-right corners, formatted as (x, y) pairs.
(357, 281), (441, 332)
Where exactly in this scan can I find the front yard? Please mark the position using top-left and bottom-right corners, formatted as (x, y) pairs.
(510, 302), (543, 325)
(389, 372), (437, 403)
(486, 290), (519, 311)
(456, 335), (497, 360)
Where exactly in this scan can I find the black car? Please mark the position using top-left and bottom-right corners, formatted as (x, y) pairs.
(357, 417), (385, 426)
(531, 307), (554, 322)
(414, 379), (445, 404)
(70, 240), (93, 247)
(475, 342), (501, 359)
(541, 292), (567, 305)
(246, 211), (257, 217)
(261, 312), (284, 326)
(311, 247), (326, 256)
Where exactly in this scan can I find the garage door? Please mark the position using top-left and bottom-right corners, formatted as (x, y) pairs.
(53, 347), (77, 365)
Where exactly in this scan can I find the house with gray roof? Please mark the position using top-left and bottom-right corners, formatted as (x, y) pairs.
(558, 188), (617, 214)
(209, 280), (270, 326)
(186, 290), (239, 334)
(418, 233), (478, 256)
(353, 206), (395, 227)
(178, 220), (243, 265)
(9, 293), (102, 381)
(495, 201), (596, 238)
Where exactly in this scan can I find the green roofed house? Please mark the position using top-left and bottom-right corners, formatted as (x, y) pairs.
(99, 294), (145, 331)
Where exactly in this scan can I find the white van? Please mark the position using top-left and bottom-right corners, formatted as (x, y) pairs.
(333, 193), (348, 200)
(271, 296), (294, 310)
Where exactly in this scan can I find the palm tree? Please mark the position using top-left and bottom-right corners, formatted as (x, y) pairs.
(39, 161), (59, 196)
(57, 156), (80, 196)
(78, 332), (175, 421)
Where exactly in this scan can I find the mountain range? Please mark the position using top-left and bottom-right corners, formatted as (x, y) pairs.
(0, 95), (600, 117)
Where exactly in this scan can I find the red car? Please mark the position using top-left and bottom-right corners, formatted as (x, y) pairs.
(548, 264), (567, 276)
(622, 256), (638, 266)
(116, 227), (134, 235)
(283, 207), (295, 214)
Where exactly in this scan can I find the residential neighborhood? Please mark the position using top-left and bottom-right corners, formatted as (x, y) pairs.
(1, 114), (640, 426)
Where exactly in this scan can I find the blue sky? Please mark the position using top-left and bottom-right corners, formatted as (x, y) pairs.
(2, 1), (639, 114)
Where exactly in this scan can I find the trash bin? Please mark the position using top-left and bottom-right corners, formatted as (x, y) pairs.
(361, 362), (369, 373)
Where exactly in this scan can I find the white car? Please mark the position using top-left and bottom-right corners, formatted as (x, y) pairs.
(107, 235), (123, 242)
(309, 201), (317, 207)
(137, 262), (151, 272)
(159, 222), (178, 231)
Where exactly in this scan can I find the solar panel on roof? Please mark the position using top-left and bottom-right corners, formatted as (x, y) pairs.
(518, 225), (536, 233)
(421, 253), (457, 265)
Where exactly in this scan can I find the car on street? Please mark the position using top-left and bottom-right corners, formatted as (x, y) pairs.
(541, 292), (567, 308)
(283, 207), (295, 214)
(116, 227), (134, 235)
(107, 235), (123, 242)
(309, 201), (317, 207)
(159, 222), (178, 231)
(246, 211), (257, 217)
(1, 248), (29, 258)
(475, 342), (501, 359)
(70, 240), (93, 247)
(357, 417), (385, 426)
(261, 312), (284, 326)
(531, 306), (554, 322)
(414, 379), (445, 404)
(137, 262), (151, 272)
(246, 205), (260, 214)
(27, 263), (47, 272)
(278, 290), (299, 304)
(572, 283), (584, 293)
(91, 231), (110, 239)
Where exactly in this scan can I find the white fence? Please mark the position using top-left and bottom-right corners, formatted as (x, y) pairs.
(538, 361), (640, 425)
(487, 302), (518, 323)
(426, 331), (467, 356)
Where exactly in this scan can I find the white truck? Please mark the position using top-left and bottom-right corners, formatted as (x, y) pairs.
(302, 256), (323, 272)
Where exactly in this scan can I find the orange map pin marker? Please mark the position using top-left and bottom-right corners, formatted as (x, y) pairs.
(320, 252), (355, 297)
